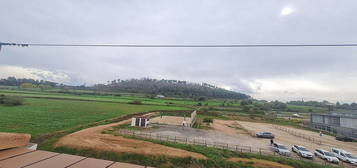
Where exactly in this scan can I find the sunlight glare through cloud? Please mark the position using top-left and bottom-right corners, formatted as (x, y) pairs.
(281, 6), (294, 16)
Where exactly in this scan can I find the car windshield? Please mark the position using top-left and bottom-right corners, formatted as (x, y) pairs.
(346, 154), (357, 159)
(324, 152), (335, 157)
(277, 145), (287, 149)
(263, 132), (271, 135)
(298, 147), (309, 152)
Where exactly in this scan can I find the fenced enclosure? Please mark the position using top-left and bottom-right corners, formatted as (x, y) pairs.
(117, 129), (355, 167)
(272, 125), (322, 145)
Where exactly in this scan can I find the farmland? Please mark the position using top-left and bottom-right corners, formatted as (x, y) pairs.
(0, 96), (188, 138)
(0, 88), (341, 168)
(0, 88), (330, 139)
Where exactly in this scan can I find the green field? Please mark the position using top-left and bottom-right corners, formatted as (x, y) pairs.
(0, 88), (328, 139)
(0, 98), (187, 137)
(0, 89), (229, 106)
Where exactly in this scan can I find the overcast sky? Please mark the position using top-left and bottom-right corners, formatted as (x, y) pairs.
(1, 0), (357, 102)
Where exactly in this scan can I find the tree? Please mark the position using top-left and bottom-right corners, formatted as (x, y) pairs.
(0, 94), (5, 104)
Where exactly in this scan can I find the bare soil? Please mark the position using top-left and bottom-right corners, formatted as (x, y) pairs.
(211, 120), (271, 149)
(228, 157), (293, 168)
(55, 115), (206, 159)
(150, 116), (192, 126)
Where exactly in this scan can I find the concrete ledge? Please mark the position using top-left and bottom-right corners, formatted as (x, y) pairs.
(0, 132), (31, 150)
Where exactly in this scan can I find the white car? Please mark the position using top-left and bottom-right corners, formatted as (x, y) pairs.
(331, 148), (357, 165)
(314, 149), (339, 164)
(291, 145), (313, 159)
(271, 143), (291, 156)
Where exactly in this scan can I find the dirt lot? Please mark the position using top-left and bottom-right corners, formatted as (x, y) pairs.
(211, 120), (271, 149)
(236, 121), (357, 154)
(55, 115), (206, 159)
(150, 116), (192, 126)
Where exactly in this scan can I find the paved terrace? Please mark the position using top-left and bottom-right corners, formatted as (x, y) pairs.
(0, 147), (152, 168)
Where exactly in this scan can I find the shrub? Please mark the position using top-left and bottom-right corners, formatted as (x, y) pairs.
(3, 96), (24, 106)
(203, 118), (213, 123)
(129, 100), (143, 105)
(0, 94), (5, 104)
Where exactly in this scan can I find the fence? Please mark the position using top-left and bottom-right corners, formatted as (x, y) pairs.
(272, 125), (322, 145)
(117, 129), (354, 168)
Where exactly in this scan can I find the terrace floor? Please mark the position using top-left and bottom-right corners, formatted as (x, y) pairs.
(0, 147), (152, 168)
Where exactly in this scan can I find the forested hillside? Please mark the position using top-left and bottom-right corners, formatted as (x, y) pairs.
(0, 77), (250, 99)
(94, 78), (250, 99)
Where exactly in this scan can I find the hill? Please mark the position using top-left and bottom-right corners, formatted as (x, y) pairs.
(94, 78), (249, 99)
(0, 77), (250, 99)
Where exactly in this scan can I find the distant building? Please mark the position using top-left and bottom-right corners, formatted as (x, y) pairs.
(156, 94), (165, 98)
(311, 112), (357, 139)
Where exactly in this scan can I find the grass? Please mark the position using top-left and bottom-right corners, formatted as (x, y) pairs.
(0, 89), (230, 107)
(0, 98), (188, 138)
(52, 146), (252, 168)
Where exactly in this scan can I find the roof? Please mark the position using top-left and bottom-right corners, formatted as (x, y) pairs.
(0, 147), (153, 168)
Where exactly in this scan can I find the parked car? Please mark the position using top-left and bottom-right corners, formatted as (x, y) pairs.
(291, 145), (313, 159)
(331, 148), (357, 165)
(256, 132), (274, 139)
(271, 143), (290, 156)
(314, 149), (339, 164)
(336, 136), (355, 142)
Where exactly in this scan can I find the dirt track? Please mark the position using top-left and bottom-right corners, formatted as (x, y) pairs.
(55, 116), (206, 159)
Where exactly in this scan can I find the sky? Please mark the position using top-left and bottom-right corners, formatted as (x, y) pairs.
(1, 0), (357, 103)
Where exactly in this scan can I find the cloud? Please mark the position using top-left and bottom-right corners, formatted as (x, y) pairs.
(0, 65), (74, 84)
(246, 75), (357, 103)
(1, 0), (357, 102)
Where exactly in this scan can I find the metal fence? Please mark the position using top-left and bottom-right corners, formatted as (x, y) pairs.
(272, 125), (322, 145)
(117, 129), (354, 168)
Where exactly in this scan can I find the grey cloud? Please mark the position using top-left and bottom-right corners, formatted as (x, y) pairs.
(1, 0), (357, 101)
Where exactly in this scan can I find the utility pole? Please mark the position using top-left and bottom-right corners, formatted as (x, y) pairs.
(0, 42), (29, 54)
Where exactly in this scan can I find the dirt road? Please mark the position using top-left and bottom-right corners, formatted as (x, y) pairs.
(55, 116), (206, 159)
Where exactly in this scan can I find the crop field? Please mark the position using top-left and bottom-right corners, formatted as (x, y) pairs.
(0, 97), (187, 137)
(0, 89), (229, 106)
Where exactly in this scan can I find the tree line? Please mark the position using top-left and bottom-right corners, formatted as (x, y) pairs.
(0, 77), (57, 87)
(287, 100), (357, 110)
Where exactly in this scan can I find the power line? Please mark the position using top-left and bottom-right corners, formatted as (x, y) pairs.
(1, 42), (357, 48)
